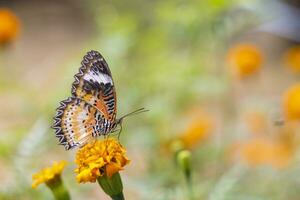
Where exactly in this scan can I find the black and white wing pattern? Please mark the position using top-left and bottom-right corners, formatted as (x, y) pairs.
(71, 50), (117, 121)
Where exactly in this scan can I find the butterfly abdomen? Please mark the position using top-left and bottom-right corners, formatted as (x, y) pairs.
(94, 119), (114, 136)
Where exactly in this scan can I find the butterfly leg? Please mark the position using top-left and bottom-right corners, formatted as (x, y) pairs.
(90, 137), (97, 145)
(104, 134), (111, 150)
(109, 126), (122, 140)
(99, 134), (109, 155)
(117, 123), (123, 140)
(109, 128), (120, 136)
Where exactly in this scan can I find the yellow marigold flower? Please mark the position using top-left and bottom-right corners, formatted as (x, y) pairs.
(284, 46), (300, 73)
(227, 43), (263, 78)
(0, 8), (20, 45)
(32, 160), (67, 189)
(74, 138), (130, 183)
(283, 84), (300, 120)
(180, 113), (214, 149)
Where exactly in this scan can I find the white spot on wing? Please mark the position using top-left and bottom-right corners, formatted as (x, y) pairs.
(83, 71), (113, 85)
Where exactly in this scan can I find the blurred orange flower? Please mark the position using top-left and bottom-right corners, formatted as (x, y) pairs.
(284, 46), (300, 73)
(283, 84), (300, 120)
(0, 8), (20, 45)
(276, 121), (298, 149)
(233, 138), (293, 169)
(179, 113), (214, 149)
(244, 111), (267, 135)
(227, 43), (263, 78)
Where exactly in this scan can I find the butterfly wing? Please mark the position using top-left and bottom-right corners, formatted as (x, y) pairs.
(71, 50), (117, 121)
(52, 97), (104, 150)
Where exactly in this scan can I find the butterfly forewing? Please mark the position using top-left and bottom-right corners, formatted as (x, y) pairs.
(71, 50), (117, 121)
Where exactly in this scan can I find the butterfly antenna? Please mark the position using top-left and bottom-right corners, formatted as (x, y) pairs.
(116, 108), (148, 140)
(120, 108), (149, 120)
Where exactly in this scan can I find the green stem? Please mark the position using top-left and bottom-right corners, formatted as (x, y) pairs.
(186, 175), (194, 200)
(46, 176), (71, 200)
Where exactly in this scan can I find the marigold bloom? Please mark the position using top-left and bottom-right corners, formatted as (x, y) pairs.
(283, 84), (300, 120)
(74, 138), (130, 183)
(180, 114), (214, 149)
(284, 46), (300, 73)
(227, 43), (263, 78)
(32, 160), (67, 188)
(0, 8), (20, 45)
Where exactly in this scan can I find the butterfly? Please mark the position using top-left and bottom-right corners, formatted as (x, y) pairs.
(52, 50), (146, 150)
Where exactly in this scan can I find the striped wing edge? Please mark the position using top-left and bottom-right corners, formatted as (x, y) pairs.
(52, 97), (77, 150)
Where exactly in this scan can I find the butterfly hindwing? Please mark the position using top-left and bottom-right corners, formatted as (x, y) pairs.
(71, 50), (117, 121)
(52, 97), (104, 150)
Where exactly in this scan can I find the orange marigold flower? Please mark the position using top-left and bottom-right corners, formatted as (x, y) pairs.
(284, 46), (300, 73)
(32, 160), (67, 188)
(74, 138), (130, 183)
(227, 43), (263, 78)
(244, 111), (267, 135)
(0, 8), (20, 45)
(180, 113), (214, 149)
(283, 84), (300, 120)
(232, 138), (293, 169)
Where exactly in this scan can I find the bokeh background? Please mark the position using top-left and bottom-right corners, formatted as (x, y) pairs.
(1, 0), (300, 199)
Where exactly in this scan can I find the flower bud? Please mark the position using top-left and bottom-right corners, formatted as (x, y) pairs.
(176, 150), (192, 179)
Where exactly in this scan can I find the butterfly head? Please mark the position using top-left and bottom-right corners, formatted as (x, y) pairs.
(111, 118), (123, 131)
